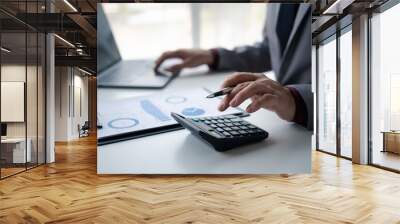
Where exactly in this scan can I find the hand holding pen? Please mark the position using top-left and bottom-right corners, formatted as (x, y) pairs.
(207, 72), (296, 122)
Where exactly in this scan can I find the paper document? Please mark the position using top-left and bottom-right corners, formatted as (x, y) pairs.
(98, 88), (244, 139)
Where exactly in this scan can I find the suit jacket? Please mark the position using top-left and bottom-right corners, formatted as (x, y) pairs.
(214, 4), (313, 130)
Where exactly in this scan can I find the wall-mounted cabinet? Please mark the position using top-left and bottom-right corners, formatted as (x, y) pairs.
(1, 82), (25, 122)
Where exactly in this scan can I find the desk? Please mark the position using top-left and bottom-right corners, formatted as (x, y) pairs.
(98, 71), (312, 174)
(1, 138), (32, 164)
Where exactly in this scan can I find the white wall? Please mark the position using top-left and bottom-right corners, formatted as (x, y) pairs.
(71, 73), (89, 138)
(54, 67), (89, 141)
(55, 67), (70, 141)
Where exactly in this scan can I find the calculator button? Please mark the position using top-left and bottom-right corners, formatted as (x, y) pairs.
(230, 131), (240, 136)
(224, 127), (232, 131)
(232, 126), (240, 130)
(217, 123), (226, 127)
(239, 130), (247, 135)
(210, 124), (217, 128)
(240, 126), (248, 130)
(208, 130), (222, 138)
(222, 132), (231, 137)
(196, 123), (212, 131)
(216, 128), (224, 132)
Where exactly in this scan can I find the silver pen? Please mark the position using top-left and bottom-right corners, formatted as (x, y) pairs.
(206, 87), (234, 98)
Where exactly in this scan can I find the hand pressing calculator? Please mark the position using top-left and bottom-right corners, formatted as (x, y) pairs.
(171, 113), (268, 151)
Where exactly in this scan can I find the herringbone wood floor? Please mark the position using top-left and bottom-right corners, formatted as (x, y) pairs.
(1, 135), (400, 224)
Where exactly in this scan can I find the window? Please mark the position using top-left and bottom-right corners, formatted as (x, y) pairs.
(102, 3), (265, 60)
(316, 24), (353, 159)
(370, 2), (400, 171)
(198, 4), (265, 49)
(317, 36), (337, 155)
(339, 28), (352, 158)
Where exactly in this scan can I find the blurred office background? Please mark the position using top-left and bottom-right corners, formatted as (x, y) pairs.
(103, 3), (265, 60)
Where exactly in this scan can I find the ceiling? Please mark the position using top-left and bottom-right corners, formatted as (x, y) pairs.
(0, 0), (97, 74)
(0, 0), (393, 74)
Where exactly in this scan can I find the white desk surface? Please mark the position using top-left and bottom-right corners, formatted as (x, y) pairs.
(98, 71), (312, 174)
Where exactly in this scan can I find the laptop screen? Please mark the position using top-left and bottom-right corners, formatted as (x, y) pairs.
(97, 5), (122, 73)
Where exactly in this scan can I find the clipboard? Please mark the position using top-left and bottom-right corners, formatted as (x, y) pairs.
(97, 88), (248, 145)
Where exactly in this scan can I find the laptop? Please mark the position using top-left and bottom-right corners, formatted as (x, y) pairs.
(97, 5), (175, 89)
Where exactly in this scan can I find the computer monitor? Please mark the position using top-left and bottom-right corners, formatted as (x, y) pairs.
(1, 123), (7, 137)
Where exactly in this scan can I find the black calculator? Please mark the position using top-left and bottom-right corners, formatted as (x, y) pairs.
(171, 113), (269, 151)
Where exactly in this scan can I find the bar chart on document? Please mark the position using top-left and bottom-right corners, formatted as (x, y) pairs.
(97, 88), (244, 139)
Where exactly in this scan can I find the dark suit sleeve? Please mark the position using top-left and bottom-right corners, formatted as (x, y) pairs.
(212, 36), (272, 73)
(286, 84), (313, 130)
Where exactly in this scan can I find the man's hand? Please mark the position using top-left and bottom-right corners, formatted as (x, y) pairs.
(155, 49), (214, 74)
(218, 72), (296, 122)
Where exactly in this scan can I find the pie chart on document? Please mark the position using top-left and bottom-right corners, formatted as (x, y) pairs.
(181, 107), (205, 116)
(108, 118), (139, 129)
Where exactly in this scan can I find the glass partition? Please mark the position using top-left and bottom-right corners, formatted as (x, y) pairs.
(317, 36), (337, 155)
(1, 30), (28, 177)
(370, 3), (400, 171)
(27, 31), (38, 169)
(0, 1), (46, 179)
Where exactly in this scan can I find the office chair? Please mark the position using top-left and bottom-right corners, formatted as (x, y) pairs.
(79, 121), (90, 138)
